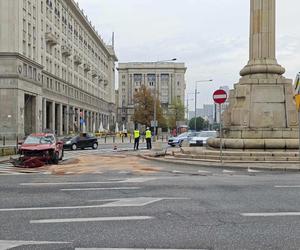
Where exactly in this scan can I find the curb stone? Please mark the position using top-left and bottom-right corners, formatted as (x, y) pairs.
(138, 154), (300, 172)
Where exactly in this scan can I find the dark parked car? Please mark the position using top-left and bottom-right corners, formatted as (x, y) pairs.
(63, 133), (98, 150)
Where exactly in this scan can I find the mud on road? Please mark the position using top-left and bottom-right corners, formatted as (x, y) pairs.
(47, 154), (162, 175)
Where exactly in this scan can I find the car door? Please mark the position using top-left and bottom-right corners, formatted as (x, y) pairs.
(77, 135), (86, 149)
(85, 134), (94, 148)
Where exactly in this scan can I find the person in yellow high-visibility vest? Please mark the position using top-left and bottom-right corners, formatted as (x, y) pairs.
(133, 127), (140, 150)
(145, 127), (152, 150)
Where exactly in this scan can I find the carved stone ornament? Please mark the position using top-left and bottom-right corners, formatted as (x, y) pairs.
(18, 65), (22, 74)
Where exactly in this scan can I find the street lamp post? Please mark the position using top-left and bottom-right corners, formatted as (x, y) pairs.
(194, 79), (213, 131)
(153, 58), (177, 140)
(185, 92), (194, 121)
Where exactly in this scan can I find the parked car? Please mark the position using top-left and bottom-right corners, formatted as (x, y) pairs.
(63, 133), (98, 150)
(189, 131), (217, 147)
(168, 132), (199, 147)
(18, 133), (64, 165)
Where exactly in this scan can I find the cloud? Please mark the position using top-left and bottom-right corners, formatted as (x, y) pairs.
(76, 0), (300, 106)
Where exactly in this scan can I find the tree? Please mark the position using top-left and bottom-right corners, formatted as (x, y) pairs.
(167, 99), (185, 129)
(132, 85), (164, 127)
(189, 116), (209, 131)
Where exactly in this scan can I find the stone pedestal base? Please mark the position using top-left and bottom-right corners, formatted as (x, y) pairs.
(208, 138), (299, 150)
(212, 74), (299, 150)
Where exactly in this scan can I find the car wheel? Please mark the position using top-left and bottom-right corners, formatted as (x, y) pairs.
(52, 152), (59, 165)
(71, 144), (77, 150)
(92, 142), (98, 150)
(59, 149), (64, 160)
(179, 140), (183, 147)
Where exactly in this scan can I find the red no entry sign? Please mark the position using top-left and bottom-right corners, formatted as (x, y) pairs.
(213, 89), (227, 104)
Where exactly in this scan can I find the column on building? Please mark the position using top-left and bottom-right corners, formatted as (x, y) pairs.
(65, 105), (70, 135)
(58, 103), (63, 136)
(77, 108), (80, 133)
(42, 98), (47, 132)
(51, 101), (56, 134)
(35, 95), (43, 133)
(71, 106), (75, 133)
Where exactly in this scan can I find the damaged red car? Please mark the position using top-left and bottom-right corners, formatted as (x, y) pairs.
(14, 133), (64, 168)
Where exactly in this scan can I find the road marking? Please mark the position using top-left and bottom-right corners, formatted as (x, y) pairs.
(30, 216), (153, 224)
(222, 170), (235, 173)
(274, 185), (300, 188)
(61, 187), (141, 191)
(0, 240), (70, 250)
(89, 197), (189, 207)
(0, 204), (123, 212)
(0, 197), (186, 212)
(171, 170), (184, 174)
(247, 168), (261, 173)
(198, 170), (211, 173)
(241, 212), (300, 217)
(20, 177), (156, 186)
(90, 197), (163, 207)
(75, 248), (205, 250)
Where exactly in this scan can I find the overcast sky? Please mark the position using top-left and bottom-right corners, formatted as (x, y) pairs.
(77, 0), (300, 107)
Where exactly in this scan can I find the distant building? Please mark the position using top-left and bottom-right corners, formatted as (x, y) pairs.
(0, 0), (117, 138)
(117, 62), (187, 129)
(189, 104), (214, 124)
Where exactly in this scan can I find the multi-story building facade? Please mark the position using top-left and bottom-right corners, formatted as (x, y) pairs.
(0, 0), (117, 138)
(117, 62), (186, 129)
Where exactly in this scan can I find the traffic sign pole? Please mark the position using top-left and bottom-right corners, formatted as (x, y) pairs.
(213, 89), (227, 165)
(219, 104), (223, 164)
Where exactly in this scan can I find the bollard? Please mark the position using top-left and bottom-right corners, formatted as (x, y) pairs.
(130, 135), (132, 144)
(3, 136), (5, 147)
(105, 136), (107, 143)
(113, 136), (115, 143)
(122, 135), (124, 143)
(16, 134), (19, 147)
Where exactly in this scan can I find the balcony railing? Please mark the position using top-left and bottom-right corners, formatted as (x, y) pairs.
(83, 63), (91, 72)
(61, 45), (72, 56)
(45, 32), (58, 46)
(74, 55), (82, 65)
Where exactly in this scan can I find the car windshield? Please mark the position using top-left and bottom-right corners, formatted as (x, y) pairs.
(177, 132), (188, 138)
(198, 131), (217, 137)
(24, 135), (54, 144)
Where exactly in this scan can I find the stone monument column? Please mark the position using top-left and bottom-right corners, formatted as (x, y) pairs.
(240, 0), (285, 77)
(209, 0), (298, 149)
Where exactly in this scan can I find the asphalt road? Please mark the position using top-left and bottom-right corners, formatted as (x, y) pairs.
(1, 150), (300, 250)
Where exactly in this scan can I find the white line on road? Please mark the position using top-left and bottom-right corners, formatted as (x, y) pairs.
(222, 170), (235, 173)
(20, 177), (156, 186)
(91, 197), (163, 207)
(0, 204), (120, 212)
(198, 170), (211, 173)
(0, 240), (70, 250)
(0, 197), (188, 212)
(247, 168), (261, 173)
(61, 187), (141, 191)
(274, 185), (300, 188)
(30, 216), (153, 224)
(75, 248), (205, 250)
(241, 212), (300, 217)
